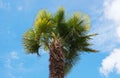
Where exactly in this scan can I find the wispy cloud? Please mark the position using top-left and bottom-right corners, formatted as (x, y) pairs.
(10, 52), (19, 59)
(5, 59), (13, 69)
(91, 0), (120, 53)
(0, 0), (10, 10)
(4, 51), (27, 78)
(0, 0), (24, 11)
(99, 49), (120, 77)
(5, 52), (19, 69)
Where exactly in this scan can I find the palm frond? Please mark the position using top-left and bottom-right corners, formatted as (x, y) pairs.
(54, 7), (65, 23)
(34, 10), (53, 40)
(62, 13), (98, 75)
(22, 29), (40, 55)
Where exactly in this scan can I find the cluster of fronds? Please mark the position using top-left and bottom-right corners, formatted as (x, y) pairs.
(22, 7), (97, 75)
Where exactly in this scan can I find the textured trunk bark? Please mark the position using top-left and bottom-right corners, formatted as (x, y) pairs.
(49, 38), (64, 78)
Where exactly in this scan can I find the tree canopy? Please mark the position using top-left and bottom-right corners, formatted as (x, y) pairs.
(22, 7), (97, 75)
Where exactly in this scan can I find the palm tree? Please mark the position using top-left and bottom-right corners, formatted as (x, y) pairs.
(22, 8), (97, 78)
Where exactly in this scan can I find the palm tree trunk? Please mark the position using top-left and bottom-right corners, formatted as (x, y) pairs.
(49, 38), (64, 78)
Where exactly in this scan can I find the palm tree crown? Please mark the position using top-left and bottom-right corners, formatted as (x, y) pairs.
(22, 7), (97, 76)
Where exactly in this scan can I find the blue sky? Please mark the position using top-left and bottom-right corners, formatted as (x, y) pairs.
(0, 0), (120, 78)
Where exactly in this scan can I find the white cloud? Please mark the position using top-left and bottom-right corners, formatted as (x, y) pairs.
(104, 0), (120, 22)
(116, 26), (120, 38)
(90, 0), (120, 52)
(99, 49), (120, 77)
(103, 0), (120, 38)
(99, 1), (120, 76)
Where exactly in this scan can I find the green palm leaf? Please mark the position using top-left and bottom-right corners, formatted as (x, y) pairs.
(23, 29), (40, 55)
